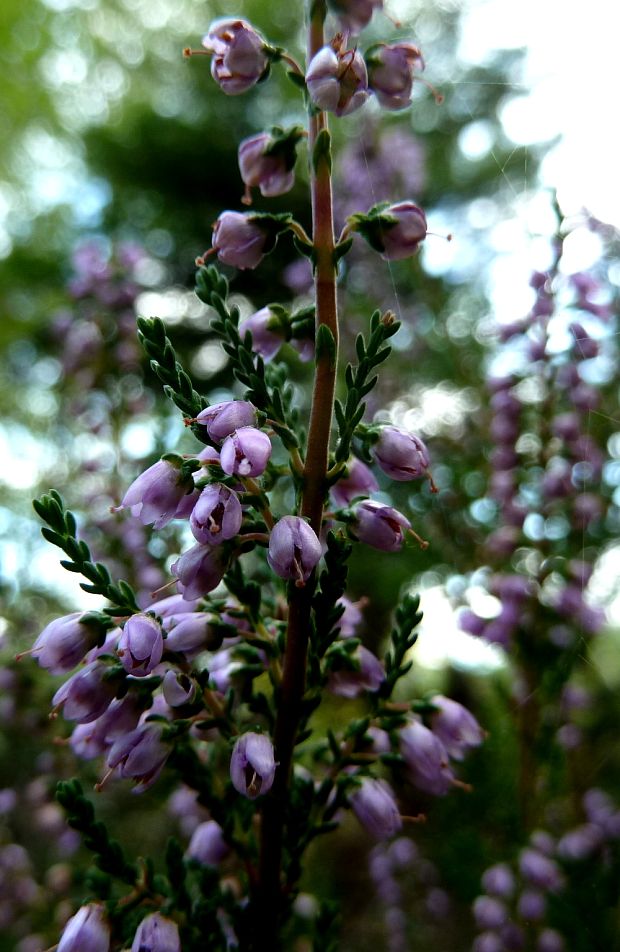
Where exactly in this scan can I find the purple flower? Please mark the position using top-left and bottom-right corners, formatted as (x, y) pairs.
(518, 849), (564, 892)
(131, 912), (180, 952)
(338, 595), (366, 637)
(481, 863), (515, 898)
(367, 42), (424, 110)
(162, 670), (196, 707)
(353, 201), (427, 260)
(349, 777), (402, 840)
(537, 930), (565, 952)
(331, 457), (379, 506)
(190, 484), (243, 545)
(148, 593), (201, 616)
(267, 515), (322, 585)
(220, 426), (272, 477)
(196, 400), (258, 442)
(238, 132), (298, 200)
(306, 43), (369, 117)
(117, 614), (164, 677)
(58, 903), (110, 952)
(399, 719), (454, 795)
(186, 820), (230, 866)
(116, 458), (194, 529)
(107, 722), (169, 793)
(473, 896), (508, 930)
(329, 0), (383, 33)
(517, 890), (546, 921)
(230, 732), (276, 799)
(211, 211), (270, 269)
(351, 499), (411, 551)
(202, 18), (268, 95)
(70, 694), (144, 760)
(429, 695), (484, 761)
(373, 425), (430, 481)
(328, 645), (385, 698)
(171, 543), (228, 601)
(239, 305), (288, 361)
(31, 612), (105, 674)
(164, 612), (221, 658)
(52, 661), (117, 724)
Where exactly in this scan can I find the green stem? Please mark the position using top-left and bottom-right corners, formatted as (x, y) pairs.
(253, 2), (338, 948)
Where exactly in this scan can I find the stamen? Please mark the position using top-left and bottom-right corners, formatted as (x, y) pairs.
(95, 767), (114, 793)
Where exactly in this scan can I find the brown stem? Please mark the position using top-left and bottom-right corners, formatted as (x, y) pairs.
(252, 2), (338, 948)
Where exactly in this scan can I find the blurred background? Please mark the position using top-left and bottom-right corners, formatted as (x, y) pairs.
(1, 0), (619, 949)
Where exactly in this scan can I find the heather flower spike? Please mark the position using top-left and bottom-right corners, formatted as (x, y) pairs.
(230, 732), (277, 799)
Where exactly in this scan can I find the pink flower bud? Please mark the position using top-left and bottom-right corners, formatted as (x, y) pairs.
(196, 400), (258, 442)
(211, 211), (270, 269)
(107, 722), (169, 793)
(379, 202), (427, 259)
(399, 718), (454, 795)
(328, 0), (383, 34)
(220, 426), (272, 477)
(131, 913), (180, 952)
(116, 458), (194, 529)
(190, 484), (243, 545)
(268, 516), (322, 584)
(349, 777), (402, 839)
(367, 43), (424, 110)
(373, 426), (430, 481)
(31, 612), (105, 674)
(58, 903), (110, 952)
(239, 305), (288, 361)
(202, 18), (268, 95)
(306, 43), (369, 116)
(351, 499), (411, 551)
(328, 645), (385, 698)
(186, 820), (230, 866)
(331, 457), (379, 506)
(117, 614), (164, 677)
(230, 732), (276, 798)
(171, 543), (228, 601)
(238, 131), (298, 199)
(429, 695), (484, 761)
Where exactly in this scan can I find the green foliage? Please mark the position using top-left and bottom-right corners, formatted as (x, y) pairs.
(137, 316), (207, 418)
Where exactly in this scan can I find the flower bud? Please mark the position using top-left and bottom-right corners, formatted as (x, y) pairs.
(190, 484), (243, 545)
(349, 777), (402, 839)
(220, 426), (272, 477)
(116, 458), (194, 529)
(267, 516), (322, 585)
(31, 612), (106, 674)
(328, 645), (384, 698)
(196, 400), (258, 442)
(473, 896), (508, 930)
(58, 903), (110, 952)
(164, 612), (222, 658)
(331, 457), (379, 506)
(429, 695), (484, 761)
(351, 201), (427, 260)
(481, 863), (515, 899)
(239, 305), (288, 361)
(107, 722), (169, 793)
(186, 820), (230, 866)
(306, 43), (369, 116)
(131, 912), (180, 952)
(52, 661), (117, 724)
(230, 732), (276, 799)
(373, 426), (430, 481)
(518, 849), (564, 892)
(162, 670), (196, 707)
(171, 543), (228, 601)
(202, 18), (268, 95)
(351, 499), (411, 551)
(328, 0), (383, 33)
(367, 43), (424, 110)
(399, 718), (454, 795)
(238, 128), (302, 200)
(117, 614), (164, 677)
(211, 211), (270, 269)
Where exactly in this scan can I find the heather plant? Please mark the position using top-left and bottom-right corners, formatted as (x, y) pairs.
(11, 1), (620, 951)
(20, 3), (486, 950)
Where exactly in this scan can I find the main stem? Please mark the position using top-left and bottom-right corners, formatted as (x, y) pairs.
(253, 3), (338, 948)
